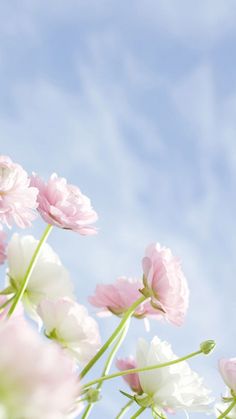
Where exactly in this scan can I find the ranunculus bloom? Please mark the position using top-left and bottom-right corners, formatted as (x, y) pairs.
(6, 234), (74, 321)
(116, 356), (142, 394)
(89, 276), (158, 319)
(31, 173), (98, 234)
(0, 316), (80, 418)
(37, 298), (101, 365)
(0, 155), (38, 228)
(136, 337), (213, 415)
(219, 358), (236, 393)
(142, 243), (189, 326)
(0, 227), (7, 264)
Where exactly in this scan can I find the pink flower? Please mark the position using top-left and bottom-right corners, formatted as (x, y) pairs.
(89, 276), (158, 318)
(219, 358), (236, 393)
(31, 173), (98, 234)
(116, 356), (142, 394)
(0, 155), (38, 228)
(0, 316), (80, 418)
(0, 227), (7, 264)
(142, 243), (189, 326)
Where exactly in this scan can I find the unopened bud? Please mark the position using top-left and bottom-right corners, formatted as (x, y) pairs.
(200, 340), (216, 355)
(86, 388), (101, 403)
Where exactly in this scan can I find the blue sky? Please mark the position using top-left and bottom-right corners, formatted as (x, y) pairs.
(1, 1), (236, 417)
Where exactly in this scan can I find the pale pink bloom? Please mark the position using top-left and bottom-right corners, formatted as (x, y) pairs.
(0, 317), (80, 418)
(142, 243), (189, 326)
(0, 227), (7, 264)
(31, 173), (98, 234)
(37, 298), (101, 365)
(0, 155), (38, 228)
(116, 356), (142, 394)
(89, 276), (158, 319)
(219, 358), (236, 393)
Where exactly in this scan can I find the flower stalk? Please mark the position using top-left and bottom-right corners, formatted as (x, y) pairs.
(217, 399), (236, 419)
(116, 400), (134, 419)
(83, 341), (212, 388)
(130, 406), (145, 418)
(82, 346), (207, 389)
(8, 224), (53, 317)
(82, 320), (131, 418)
(80, 295), (147, 379)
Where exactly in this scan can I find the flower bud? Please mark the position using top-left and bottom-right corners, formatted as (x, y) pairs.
(86, 388), (101, 403)
(200, 340), (216, 355)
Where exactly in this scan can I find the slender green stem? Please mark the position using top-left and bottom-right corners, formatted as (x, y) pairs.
(8, 224), (53, 317)
(81, 321), (131, 419)
(82, 349), (202, 389)
(81, 404), (92, 419)
(130, 406), (145, 418)
(116, 400), (134, 418)
(101, 319), (131, 377)
(217, 399), (236, 418)
(0, 295), (15, 311)
(80, 295), (147, 379)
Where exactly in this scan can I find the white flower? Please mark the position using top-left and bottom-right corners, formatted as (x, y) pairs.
(6, 234), (74, 320)
(136, 337), (213, 415)
(37, 298), (101, 365)
(0, 316), (80, 419)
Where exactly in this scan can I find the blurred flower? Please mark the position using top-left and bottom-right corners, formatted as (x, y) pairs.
(0, 316), (79, 419)
(0, 155), (38, 228)
(116, 356), (142, 394)
(219, 358), (236, 393)
(136, 337), (213, 414)
(37, 298), (101, 365)
(142, 243), (189, 326)
(31, 173), (98, 234)
(0, 227), (7, 264)
(6, 234), (74, 320)
(89, 276), (158, 319)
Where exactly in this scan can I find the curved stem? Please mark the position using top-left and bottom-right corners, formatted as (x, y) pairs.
(82, 349), (202, 389)
(81, 321), (131, 419)
(0, 295), (15, 311)
(116, 400), (134, 418)
(217, 399), (236, 418)
(8, 224), (53, 317)
(131, 406), (145, 419)
(80, 295), (147, 379)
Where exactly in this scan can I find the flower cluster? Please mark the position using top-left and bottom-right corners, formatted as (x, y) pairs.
(0, 154), (233, 418)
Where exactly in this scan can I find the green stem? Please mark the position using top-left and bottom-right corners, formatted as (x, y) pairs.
(8, 224), (53, 318)
(82, 349), (202, 389)
(0, 295), (15, 311)
(217, 399), (236, 418)
(101, 319), (131, 377)
(81, 321), (131, 419)
(81, 404), (92, 419)
(116, 400), (134, 418)
(80, 295), (147, 379)
(130, 406), (145, 418)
